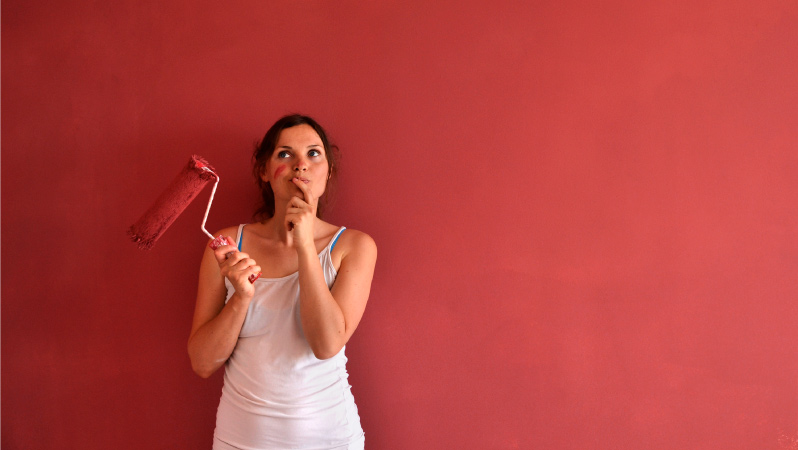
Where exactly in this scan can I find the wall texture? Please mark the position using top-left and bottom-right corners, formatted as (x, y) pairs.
(3, 1), (798, 449)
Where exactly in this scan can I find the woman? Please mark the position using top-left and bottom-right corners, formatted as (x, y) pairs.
(188, 114), (377, 449)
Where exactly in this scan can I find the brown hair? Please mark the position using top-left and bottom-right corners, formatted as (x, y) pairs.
(252, 114), (338, 221)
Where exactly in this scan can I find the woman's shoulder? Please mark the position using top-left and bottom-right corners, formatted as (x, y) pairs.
(334, 227), (377, 258)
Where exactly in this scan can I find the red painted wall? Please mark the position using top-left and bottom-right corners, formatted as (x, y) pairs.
(3, 1), (798, 449)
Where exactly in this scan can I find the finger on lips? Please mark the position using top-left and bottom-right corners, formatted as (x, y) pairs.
(292, 177), (313, 201)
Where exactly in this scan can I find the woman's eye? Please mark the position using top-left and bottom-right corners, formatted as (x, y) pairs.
(308, 149), (322, 157)
(277, 151), (291, 158)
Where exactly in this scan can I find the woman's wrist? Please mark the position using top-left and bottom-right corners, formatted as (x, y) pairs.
(296, 241), (317, 259)
(228, 291), (253, 310)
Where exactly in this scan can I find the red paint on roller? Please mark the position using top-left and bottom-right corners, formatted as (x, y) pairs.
(128, 155), (217, 250)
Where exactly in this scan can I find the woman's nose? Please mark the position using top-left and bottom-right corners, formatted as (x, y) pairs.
(293, 159), (308, 172)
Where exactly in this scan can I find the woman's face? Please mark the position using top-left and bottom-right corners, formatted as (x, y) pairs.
(262, 124), (330, 203)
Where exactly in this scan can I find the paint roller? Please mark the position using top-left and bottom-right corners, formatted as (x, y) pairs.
(128, 155), (259, 282)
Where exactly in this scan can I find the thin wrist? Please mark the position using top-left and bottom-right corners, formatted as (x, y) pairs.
(296, 242), (317, 259)
(228, 292), (253, 309)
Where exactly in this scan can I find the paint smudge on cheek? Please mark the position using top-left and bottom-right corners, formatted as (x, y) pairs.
(273, 164), (287, 178)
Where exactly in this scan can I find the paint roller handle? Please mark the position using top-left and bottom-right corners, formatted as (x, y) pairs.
(210, 235), (261, 284)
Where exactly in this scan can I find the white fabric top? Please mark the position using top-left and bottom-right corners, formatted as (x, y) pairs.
(213, 225), (364, 450)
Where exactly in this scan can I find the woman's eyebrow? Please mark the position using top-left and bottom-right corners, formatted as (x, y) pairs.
(278, 144), (321, 149)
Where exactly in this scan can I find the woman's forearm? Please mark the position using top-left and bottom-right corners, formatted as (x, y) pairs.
(296, 245), (347, 359)
(188, 293), (251, 377)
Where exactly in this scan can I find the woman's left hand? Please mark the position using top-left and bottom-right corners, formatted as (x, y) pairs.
(285, 177), (316, 250)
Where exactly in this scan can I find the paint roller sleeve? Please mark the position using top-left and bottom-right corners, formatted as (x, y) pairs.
(128, 155), (218, 250)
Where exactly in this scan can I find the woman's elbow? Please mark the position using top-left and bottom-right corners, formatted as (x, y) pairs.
(311, 342), (344, 360)
(190, 358), (219, 378)
(191, 362), (214, 378)
(187, 343), (219, 378)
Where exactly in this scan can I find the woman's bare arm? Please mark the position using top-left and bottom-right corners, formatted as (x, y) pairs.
(297, 229), (377, 360)
(187, 230), (261, 377)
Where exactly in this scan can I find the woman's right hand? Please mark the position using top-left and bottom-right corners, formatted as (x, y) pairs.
(189, 233), (260, 378)
(210, 236), (261, 299)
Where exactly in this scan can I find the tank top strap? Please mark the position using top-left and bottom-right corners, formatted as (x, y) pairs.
(235, 224), (246, 251)
(329, 226), (346, 253)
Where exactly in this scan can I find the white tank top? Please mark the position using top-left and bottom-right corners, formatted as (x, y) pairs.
(213, 225), (364, 450)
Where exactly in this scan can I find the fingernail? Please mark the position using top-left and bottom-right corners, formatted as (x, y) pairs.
(249, 272), (261, 283)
